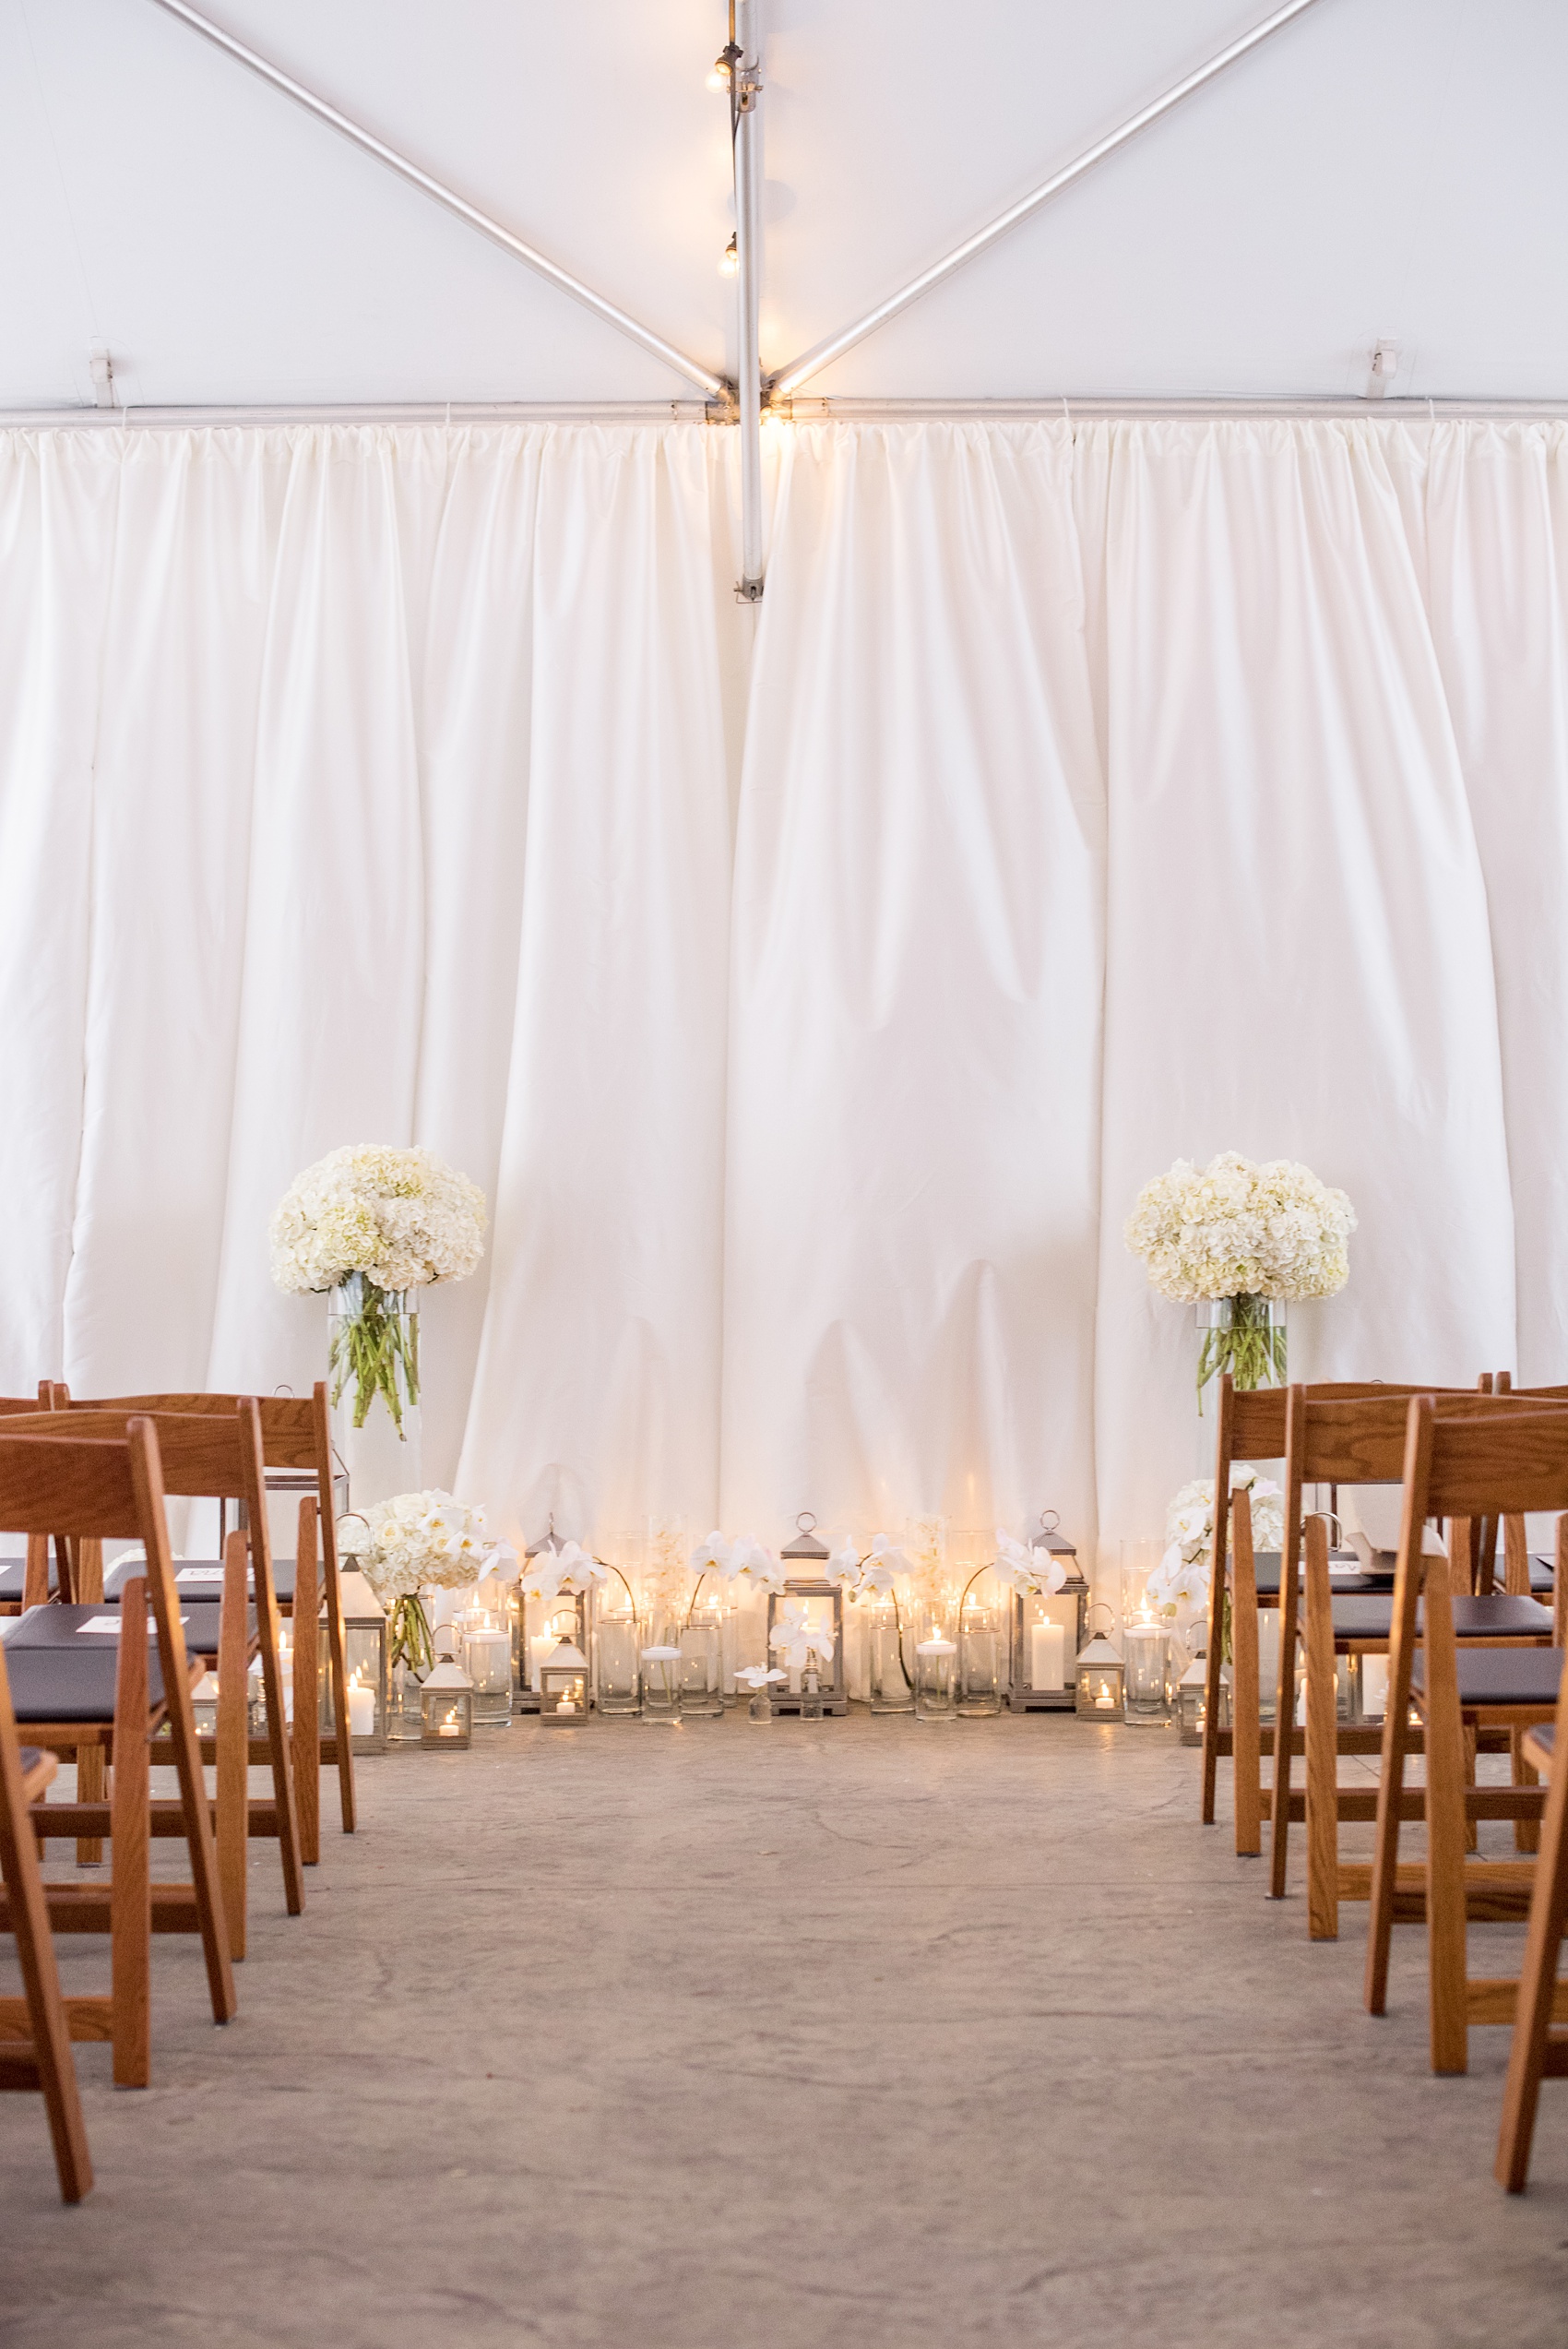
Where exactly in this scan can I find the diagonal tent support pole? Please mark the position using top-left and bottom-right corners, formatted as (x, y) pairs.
(770, 0), (1328, 399)
(143, 0), (727, 399)
(732, 0), (766, 600)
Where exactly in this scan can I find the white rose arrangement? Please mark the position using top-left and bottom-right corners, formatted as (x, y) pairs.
(1124, 1151), (1355, 1401)
(270, 1145), (487, 1434)
(338, 1488), (507, 1675)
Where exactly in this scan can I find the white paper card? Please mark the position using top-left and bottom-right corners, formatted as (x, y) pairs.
(175, 1568), (225, 1584)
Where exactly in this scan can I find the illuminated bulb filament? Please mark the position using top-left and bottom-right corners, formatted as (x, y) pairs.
(719, 235), (740, 279)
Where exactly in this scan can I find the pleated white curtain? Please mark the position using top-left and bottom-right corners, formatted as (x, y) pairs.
(1, 415), (1564, 1579)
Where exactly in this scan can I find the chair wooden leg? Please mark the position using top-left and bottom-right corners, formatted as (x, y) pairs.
(1422, 1549), (1471, 2075)
(291, 1502), (320, 1868)
(1366, 1610), (1421, 2014)
(1200, 1532), (1227, 1826)
(255, 1579), (305, 1918)
(1515, 1728), (1542, 1856)
(216, 1535), (249, 1961)
(1302, 1524), (1339, 1938)
(1497, 1735), (1568, 2190)
(322, 1538), (357, 1836)
(0, 1663), (92, 2200)
(110, 1579), (151, 2090)
(1232, 1502), (1262, 1858)
(75, 1747), (104, 1868)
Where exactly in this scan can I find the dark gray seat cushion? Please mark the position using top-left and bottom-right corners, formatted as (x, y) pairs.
(0, 1556), (56, 1604)
(1411, 1647), (1564, 1708)
(104, 1555), (296, 1603)
(1530, 1556), (1558, 1593)
(1325, 1595), (1550, 1643)
(1252, 1552), (1371, 1597)
(1, 1639), (168, 1722)
(5, 1600), (242, 1663)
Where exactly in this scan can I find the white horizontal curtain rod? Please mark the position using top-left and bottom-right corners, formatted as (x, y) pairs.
(9, 398), (1568, 431)
(768, 0), (1328, 399)
(0, 401), (716, 429)
(142, 0), (728, 400)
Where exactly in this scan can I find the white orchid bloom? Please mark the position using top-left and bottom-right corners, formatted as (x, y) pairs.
(730, 1536), (781, 1591)
(481, 1538), (519, 1583)
(866, 1533), (914, 1579)
(554, 1539), (608, 1592)
(690, 1532), (735, 1578)
(734, 1664), (787, 1689)
(828, 1542), (862, 1589)
(517, 1558), (567, 1604)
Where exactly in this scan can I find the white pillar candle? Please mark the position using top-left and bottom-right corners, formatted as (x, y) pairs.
(348, 1679), (375, 1739)
(529, 1633), (554, 1692)
(1030, 1621), (1066, 1691)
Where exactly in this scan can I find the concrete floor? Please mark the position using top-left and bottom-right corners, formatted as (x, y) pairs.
(1, 1713), (1565, 2349)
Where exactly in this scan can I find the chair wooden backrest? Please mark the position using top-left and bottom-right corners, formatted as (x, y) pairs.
(0, 1647), (91, 2200)
(0, 1419), (236, 2069)
(48, 1384), (353, 1843)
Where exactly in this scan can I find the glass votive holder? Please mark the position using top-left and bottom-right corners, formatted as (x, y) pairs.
(640, 1642), (683, 1724)
(957, 1597), (1004, 1716)
(914, 1633), (958, 1723)
(679, 1610), (724, 1718)
(1122, 1620), (1172, 1724)
(594, 1600), (642, 1715)
(462, 1614), (514, 1727)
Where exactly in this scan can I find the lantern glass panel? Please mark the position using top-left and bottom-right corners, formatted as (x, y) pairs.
(339, 1614), (388, 1752)
(1075, 1638), (1124, 1718)
(421, 1679), (472, 1748)
(765, 1581), (844, 1715)
(540, 1661), (589, 1721)
(523, 1588), (588, 1709)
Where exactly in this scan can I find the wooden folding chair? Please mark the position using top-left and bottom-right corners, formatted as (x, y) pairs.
(4, 1404), (305, 1937)
(1493, 1708), (1568, 2189)
(51, 1386), (355, 1855)
(1270, 1389), (1556, 1932)
(0, 1645), (92, 2200)
(1366, 1401), (1568, 2073)
(0, 1422), (234, 2087)
(1199, 1375), (1468, 1855)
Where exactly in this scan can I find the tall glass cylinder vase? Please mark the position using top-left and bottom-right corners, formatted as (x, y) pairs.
(867, 1594), (914, 1713)
(1194, 1295), (1286, 1422)
(328, 1275), (421, 1510)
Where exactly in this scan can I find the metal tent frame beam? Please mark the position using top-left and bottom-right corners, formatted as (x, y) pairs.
(769, 0), (1327, 400)
(145, 0), (727, 399)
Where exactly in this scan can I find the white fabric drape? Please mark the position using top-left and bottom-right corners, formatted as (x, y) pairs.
(0, 416), (1562, 1576)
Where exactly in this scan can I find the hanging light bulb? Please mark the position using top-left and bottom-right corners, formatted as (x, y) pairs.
(706, 55), (732, 91)
(719, 234), (739, 278)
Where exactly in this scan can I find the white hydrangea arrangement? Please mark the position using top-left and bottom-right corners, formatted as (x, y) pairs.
(270, 1145), (487, 1432)
(1146, 1469), (1286, 1635)
(338, 1489), (506, 1675)
(1124, 1151), (1355, 1400)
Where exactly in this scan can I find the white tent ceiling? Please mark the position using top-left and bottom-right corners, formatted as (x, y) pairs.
(2, 0), (1564, 411)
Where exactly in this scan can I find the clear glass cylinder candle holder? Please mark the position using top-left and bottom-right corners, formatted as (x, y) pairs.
(640, 1641), (683, 1724)
(1122, 1621), (1172, 1724)
(594, 1598), (642, 1715)
(957, 1595), (1004, 1716)
(914, 1633), (958, 1723)
(461, 1616), (514, 1727)
(866, 1595), (914, 1712)
(327, 1274), (421, 1510)
(679, 1610), (724, 1718)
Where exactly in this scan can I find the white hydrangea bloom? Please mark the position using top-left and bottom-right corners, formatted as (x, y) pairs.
(270, 1145), (487, 1295)
(1124, 1151), (1355, 1304)
(336, 1488), (494, 1610)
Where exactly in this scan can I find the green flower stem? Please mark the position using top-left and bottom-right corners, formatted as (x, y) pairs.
(1196, 1293), (1287, 1413)
(387, 1593), (434, 1676)
(329, 1275), (420, 1433)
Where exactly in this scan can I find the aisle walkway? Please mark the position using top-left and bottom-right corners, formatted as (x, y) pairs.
(2, 1715), (1564, 2347)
